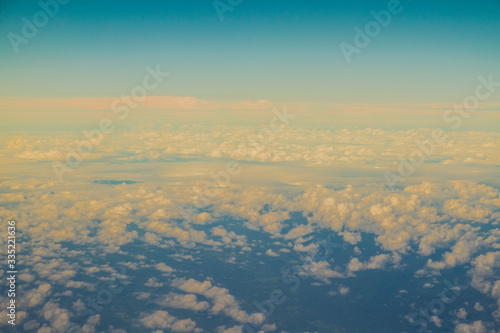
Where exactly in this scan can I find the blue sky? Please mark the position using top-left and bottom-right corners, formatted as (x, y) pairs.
(0, 0), (499, 104)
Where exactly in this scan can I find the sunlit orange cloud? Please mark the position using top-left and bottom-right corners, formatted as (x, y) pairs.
(229, 99), (274, 110)
(1, 98), (497, 120)
(0, 96), (276, 111)
(336, 103), (500, 114)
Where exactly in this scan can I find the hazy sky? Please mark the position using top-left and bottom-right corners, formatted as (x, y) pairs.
(1, 0), (500, 105)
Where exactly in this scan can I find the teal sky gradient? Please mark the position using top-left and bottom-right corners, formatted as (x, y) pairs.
(0, 0), (499, 104)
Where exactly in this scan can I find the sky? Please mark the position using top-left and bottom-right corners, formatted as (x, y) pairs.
(1, 0), (500, 105)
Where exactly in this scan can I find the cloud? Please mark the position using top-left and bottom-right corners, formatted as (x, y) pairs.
(283, 225), (314, 240)
(139, 310), (198, 332)
(155, 263), (176, 274)
(454, 320), (487, 333)
(145, 277), (164, 288)
(347, 254), (393, 272)
(172, 278), (265, 324)
(157, 293), (210, 311)
(3, 120), (500, 332)
(20, 283), (52, 308)
(41, 301), (71, 333)
(299, 257), (345, 284)
(266, 249), (279, 257)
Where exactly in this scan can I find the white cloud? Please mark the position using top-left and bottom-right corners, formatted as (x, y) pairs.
(454, 320), (487, 333)
(157, 293), (210, 311)
(139, 310), (198, 332)
(266, 249), (279, 257)
(172, 278), (265, 325)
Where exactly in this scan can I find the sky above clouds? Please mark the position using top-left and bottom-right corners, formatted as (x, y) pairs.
(1, 0), (500, 104)
(1, 0), (500, 131)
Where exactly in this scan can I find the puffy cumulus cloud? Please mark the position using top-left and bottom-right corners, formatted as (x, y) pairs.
(456, 308), (468, 320)
(261, 323), (277, 331)
(209, 188), (291, 236)
(7, 177), (499, 293)
(80, 314), (101, 333)
(85, 267), (100, 274)
(293, 242), (319, 253)
(134, 292), (151, 300)
(283, 225), (314, 240)
(216, 325), (244, 333)
(466, 251), (500, 321)
(193, 211), (212, 225)
(443, 198), (492, 224)
(375, 231), (411, 253)
(211, 226), (248, 247)
(139, 310), (199, 332)
(145, 277), (164, 288)
(468, 252), (500, 294)
(442, 181), (500, 224)
(418, 224), (475, 256)
(339, 231), (362, 245)
(7, 146), (498, 267)
(454, 320), (488, 333)
(41, 301), (71, 332)
(2, 124), (500, 332)
(157, 292), (210, 311)
(23, 319), (40, 331)
(62, 199), (107, 223)
(146, 220), (217, 248)
(216, 324), (276, 333)
(107, 327), (127, 333)
(0, 308), (28, 326)
(338, 286), (350, 295)
(172, 278), (265, 325)
(60, 314), (101, 333)
(427, 234), (487, 271)
(20, 283), (52, 308)
(3, 128), (500, 330)
(32, 258), (77, 284)
(474, 302), (484, 312)
(97, 219), (138, 251)
(65, 280), (94, 289)
(265, 249), (279, 257)
(15, 125), (495, 168)
(329, 285), (350, 296)
(299, 257), (345, 284)
(347, 253), (399, 273)
(37, 324), (52, 332)
(431, 315), (442, 328)
(293, 181), (500, 256)
(18, 272), (36, 283)
(144, 232), (164, 246)
(155, 262), (176, 274)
